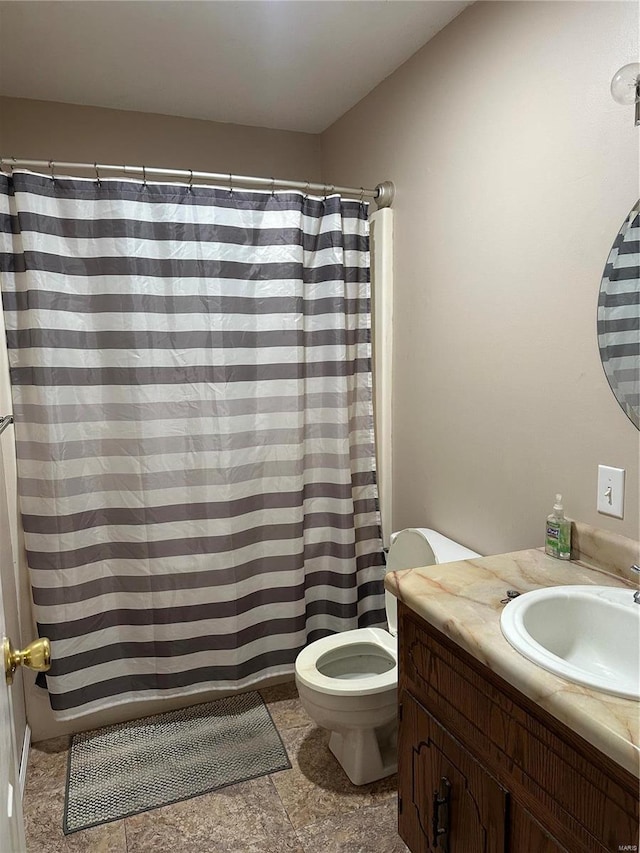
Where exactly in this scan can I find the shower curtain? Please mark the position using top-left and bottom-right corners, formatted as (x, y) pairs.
(0, 170), (386, 720)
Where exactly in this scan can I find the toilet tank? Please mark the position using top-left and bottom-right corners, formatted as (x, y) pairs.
(384, 528), (481, 636)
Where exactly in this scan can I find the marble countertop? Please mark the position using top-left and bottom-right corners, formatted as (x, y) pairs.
(384, 547), (640, 778)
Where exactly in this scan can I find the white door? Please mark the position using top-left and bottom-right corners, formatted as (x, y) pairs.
(0, 436), (26, 852)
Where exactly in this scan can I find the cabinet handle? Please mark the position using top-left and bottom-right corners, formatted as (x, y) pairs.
(431, 776), (451, 850)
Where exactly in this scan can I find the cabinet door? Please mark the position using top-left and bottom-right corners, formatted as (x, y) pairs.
(398, 691), (507, 853)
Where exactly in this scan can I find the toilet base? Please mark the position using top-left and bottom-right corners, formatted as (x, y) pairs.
(328, 719), (397, 785)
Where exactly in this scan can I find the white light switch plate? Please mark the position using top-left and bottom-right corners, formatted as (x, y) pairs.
(597, 465), (625, 518)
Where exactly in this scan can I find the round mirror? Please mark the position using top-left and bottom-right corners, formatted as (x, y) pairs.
(597, 202), (639, 429)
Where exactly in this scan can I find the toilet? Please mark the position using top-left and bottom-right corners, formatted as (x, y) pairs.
(294, 527), (480, 785)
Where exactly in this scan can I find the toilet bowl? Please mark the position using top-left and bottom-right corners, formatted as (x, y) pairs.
(294, 527), (480, 785)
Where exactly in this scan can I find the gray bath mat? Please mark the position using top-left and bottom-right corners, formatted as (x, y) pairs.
(63, 691), (291, 834)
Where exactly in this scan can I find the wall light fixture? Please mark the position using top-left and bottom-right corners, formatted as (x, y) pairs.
(610, 62), (640, 126)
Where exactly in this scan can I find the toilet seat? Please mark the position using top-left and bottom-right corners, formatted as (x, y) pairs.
(295, 627), (397, 697)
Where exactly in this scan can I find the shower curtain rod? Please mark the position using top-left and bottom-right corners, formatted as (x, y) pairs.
(0, 158), (395, 208)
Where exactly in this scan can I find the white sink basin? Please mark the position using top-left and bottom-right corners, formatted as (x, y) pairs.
(500, 585), (640, 699)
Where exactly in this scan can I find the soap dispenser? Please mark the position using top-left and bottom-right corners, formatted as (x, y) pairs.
(545, 494), (571, 560)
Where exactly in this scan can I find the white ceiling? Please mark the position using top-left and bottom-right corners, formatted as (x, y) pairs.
(0, 1), (471, 134)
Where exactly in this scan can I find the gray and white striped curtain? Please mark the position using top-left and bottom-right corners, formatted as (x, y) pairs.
(0, 171), (386, 720)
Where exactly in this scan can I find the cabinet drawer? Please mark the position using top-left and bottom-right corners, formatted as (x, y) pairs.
(400, 604), (639, 853)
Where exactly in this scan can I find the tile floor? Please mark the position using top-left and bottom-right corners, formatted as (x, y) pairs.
(23, 682), (409, 853)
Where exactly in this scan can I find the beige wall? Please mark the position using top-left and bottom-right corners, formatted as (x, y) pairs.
(322, 1), (640, 554)
(0, 96), (322, 181)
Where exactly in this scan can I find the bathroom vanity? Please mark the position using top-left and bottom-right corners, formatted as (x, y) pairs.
(385, 531), (640, 853)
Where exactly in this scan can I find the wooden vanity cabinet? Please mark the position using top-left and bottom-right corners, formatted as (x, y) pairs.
(397, 602), (640, 853)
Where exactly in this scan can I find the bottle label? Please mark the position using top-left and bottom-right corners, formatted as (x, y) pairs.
(545, 524), (560, 557)
(546, 522), (571, 559)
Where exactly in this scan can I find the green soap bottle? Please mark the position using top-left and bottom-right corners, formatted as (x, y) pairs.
(545, 493), (571, 560)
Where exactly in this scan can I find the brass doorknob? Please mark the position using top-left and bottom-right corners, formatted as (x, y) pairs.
(3, 636), (51, 685)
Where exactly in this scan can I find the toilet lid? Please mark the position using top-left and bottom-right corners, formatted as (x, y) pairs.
(385, 529), (438, 636)
(387, 527), (480, 569)
(386, 529), (436, 573)
(384, 528), (481, 635)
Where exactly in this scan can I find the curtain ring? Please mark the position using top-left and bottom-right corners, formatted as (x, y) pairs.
(48, 160), (55, 183)
(303, 181), (310, 200)
(271, 177), (275, 196)
(188, 170), (193, 193)
(94, 162), (101, 187)
(142, 165), (147, 187)
(228, 173), (233, 195)
(360, 187), (365, 204)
